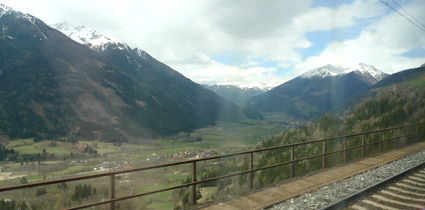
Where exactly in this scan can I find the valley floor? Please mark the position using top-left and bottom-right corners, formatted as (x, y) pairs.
(0, 113), (295, 209)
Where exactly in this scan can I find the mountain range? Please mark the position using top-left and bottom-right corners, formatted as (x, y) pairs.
(203, 84), (266, 105)
(246, 63), (390, 119)
(2, 3), (420, 144)
(0, 5), (261, 141)
(300, 63), (389, 84)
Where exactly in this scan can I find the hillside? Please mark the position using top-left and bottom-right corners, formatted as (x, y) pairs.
(0, 5), (261, 141)
(372, 66), (425, 89)
(259, 65), (425, 147)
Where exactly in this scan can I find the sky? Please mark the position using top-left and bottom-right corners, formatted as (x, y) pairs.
(2, 0), (425, 89)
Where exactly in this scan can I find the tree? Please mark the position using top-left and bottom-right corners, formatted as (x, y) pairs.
(58, 182), (67, 190)
(20, 177), (28, 184)
(0, 199), (16, 210)
(73, 185), (80, 201)
(196, 188), (202, 200)
(31, 204), (40, 210)
(73, 184), (95, 201)
(18, 201), (28, 210)
(36, 187), (47, 196)
(34, 135), (42, 142)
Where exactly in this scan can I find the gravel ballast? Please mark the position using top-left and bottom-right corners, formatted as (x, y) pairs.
(269, 150), (425, 210)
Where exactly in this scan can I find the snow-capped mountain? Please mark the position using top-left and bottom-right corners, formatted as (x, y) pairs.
(301, 63), (390, 85)
(0, 4), (18, 17)
(0, 4), (262, 140)
(51, 22), (129, 51)
(207, 82), (273, 91)
(1, 4), (39, 27)
(344, 63), (390, 83)
(204, 84), (266, 105)
(51, 22), (149, 59)
(0, 4), (48, 41)
(248, 63), (390, 119)
(300, 64), (345, 78)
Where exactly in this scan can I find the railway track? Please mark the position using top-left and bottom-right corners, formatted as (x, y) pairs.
(347, 168), (425, 210)
(319, 161), (425, 210)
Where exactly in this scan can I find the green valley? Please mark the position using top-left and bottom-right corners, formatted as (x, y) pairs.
(0, 114), (292, 209)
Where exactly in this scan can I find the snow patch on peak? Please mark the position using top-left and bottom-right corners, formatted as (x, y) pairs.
(0, 4), (31, 20)
(0, 4), (13, 16)
(134, 48), (148, 60)
(215, 81), (274, 90)
(344, 63), (390, 81)
(51, 22), (130, 52)
(300, 63), (390, 84)
(0, 4), (47, 40)
(300, 64), (345, 79)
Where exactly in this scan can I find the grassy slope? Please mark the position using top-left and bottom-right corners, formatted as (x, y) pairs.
(406, 76), (425, 88)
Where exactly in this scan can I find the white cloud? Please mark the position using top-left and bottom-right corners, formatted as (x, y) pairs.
(293, 0), (425, 75)
(206, 0), (311, 39)
(291, 0), (386, 35)
(175, 57), (283, 89)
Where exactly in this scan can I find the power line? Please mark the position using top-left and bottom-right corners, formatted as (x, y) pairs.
(379, 0), (425, 33)
(391, 0), (425, 30)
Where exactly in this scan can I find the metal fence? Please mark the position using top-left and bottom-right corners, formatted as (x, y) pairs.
(0, 123), (424, 209)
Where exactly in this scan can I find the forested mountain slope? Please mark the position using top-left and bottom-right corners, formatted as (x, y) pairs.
(0, 5), (261, 141)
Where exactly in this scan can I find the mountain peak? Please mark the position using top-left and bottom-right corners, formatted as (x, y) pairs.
(345, 63), (389, 74)
(0, 4), (13, 15)
(300, 64), (345, 79)
(51, 22), (130, 52)
(51, 22), (152, 62)
(1, 4), (48, 41)
(204, 84), (266, 105)
(300, 63), (389, 84)
(0, 4), (34, 21)
(1, 4), (30, 21)
(344, 63), (390, 82)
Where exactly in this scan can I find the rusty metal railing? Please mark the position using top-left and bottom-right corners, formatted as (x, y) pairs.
(0, 122), (424, 209)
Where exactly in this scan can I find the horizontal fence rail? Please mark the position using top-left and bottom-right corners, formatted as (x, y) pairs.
(0, 123), (424, 209)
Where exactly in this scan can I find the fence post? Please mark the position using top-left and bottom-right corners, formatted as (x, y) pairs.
(393, 128), (396, 148)
(190, 161), (197, 206)
(361, 134), (365, 157)
(290, 145), (294, 178)
(343, 137), (347, 163)
(110, 174), (115, 210)
(249, 152), (253, 189)
(417, 125), (420, 142)
(379, 131), (382, 153)
(322, 141), (326, 168)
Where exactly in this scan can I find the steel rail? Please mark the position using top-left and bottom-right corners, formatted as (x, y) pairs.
(318, 160), (425, 210)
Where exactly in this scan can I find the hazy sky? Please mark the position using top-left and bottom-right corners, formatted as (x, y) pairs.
(3, 0), (425, 88)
